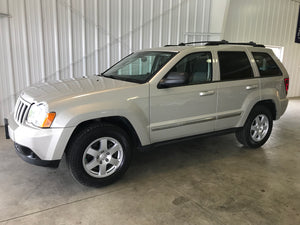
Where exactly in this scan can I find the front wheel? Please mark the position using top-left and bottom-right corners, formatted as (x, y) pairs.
(236, 106), (273, 148)
(66, 123), (132, 187)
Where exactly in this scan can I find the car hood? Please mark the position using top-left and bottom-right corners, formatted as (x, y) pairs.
(20, 76), (139, 103)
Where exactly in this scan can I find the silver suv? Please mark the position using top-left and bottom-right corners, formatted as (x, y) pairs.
(5, 41), (289, 187)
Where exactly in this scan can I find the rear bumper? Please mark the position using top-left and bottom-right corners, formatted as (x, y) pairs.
(14, 143), (60, 168)
(276, 98), (289, 120)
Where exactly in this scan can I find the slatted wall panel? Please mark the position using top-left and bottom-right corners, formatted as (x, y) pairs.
(0, 0), (212, 125)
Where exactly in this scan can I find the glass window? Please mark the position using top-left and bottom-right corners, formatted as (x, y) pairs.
(252, 52), (282, 77)
(218, 51), (253, 81)
(103, 51), (176, 83)
(169, 52), (212, 85)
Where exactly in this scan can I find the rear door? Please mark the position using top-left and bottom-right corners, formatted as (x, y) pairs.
(216, 50), (260, 130)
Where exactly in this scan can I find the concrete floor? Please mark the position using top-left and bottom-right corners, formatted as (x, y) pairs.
(0, 99), (300, 225)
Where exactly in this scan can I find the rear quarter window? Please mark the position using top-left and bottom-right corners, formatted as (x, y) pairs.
(252, 52), (282, 77)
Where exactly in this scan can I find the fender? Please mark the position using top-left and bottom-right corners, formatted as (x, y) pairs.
(48, 84), (151, 146)
(236, 88), (261, 127)
(237, 87), (286, 127)
(260, 87), (288, 120)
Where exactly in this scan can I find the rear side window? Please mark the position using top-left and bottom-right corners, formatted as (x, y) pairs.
(218, 51), (253, 81)
(252, 52), (282, 77)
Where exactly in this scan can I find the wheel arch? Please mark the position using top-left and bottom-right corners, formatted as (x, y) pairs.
(252, 100), (276, 120)
(238, 99), (277, 128)
(65, 116), (142, 154)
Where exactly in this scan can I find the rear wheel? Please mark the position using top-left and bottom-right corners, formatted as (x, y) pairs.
(66, 123), (132, 187)
(236, 106), (273, 148)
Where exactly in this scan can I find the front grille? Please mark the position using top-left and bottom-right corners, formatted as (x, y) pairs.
(14, 97), (31, 124)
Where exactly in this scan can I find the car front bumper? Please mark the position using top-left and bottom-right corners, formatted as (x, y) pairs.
(14, 142), (60, 168)
(6, 113), (74, 163)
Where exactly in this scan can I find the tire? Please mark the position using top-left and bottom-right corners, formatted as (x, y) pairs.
(235, 106), (273, 148)
(66, 123), (132, 187)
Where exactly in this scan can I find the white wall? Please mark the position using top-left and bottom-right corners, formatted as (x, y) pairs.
(210, 0), (229, 34)
(1, 0), (229, 126)
(223, 0), (300, 97)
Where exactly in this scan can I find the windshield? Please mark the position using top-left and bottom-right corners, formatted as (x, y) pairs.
(102, 51), (176, 83)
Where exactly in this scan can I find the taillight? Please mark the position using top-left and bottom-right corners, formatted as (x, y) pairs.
(284, 78), (289, 94)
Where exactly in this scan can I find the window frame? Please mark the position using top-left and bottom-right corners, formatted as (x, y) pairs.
(217, 51), (254, 82)
(102, 51), (177, 84)
(157, 51), (214, 88)
(251, 52), (282, 78)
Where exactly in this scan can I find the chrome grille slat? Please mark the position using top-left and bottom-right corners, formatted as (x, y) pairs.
(14, 97), (31, 124)
(20, 105), (28, 123)
(17, 104), (24, 121)
(14, 99), (21, 119)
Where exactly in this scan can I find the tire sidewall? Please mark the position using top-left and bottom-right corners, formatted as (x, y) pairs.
(67, 124), (132, 187)
(244, 106), (273, 148)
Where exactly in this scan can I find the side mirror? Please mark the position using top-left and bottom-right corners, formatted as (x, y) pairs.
(158, 72), (188, 88)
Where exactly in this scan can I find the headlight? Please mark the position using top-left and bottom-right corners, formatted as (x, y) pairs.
(27, 103), (56, 128)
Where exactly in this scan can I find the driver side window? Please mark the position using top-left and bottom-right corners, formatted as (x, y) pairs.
(170, 52), (213, 85)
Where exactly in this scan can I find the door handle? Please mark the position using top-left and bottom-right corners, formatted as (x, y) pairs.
(246, 85), (258, 90)
(199, 90), (215, 96)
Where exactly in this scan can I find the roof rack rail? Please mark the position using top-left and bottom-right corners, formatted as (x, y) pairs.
(205, 40), (265, 47)
(164, 40), (265, 48)
(164, 42), (186, 47)
(164, 41), (208, 47)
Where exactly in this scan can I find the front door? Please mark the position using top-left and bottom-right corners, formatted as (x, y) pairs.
(149, 52), (217, 143)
